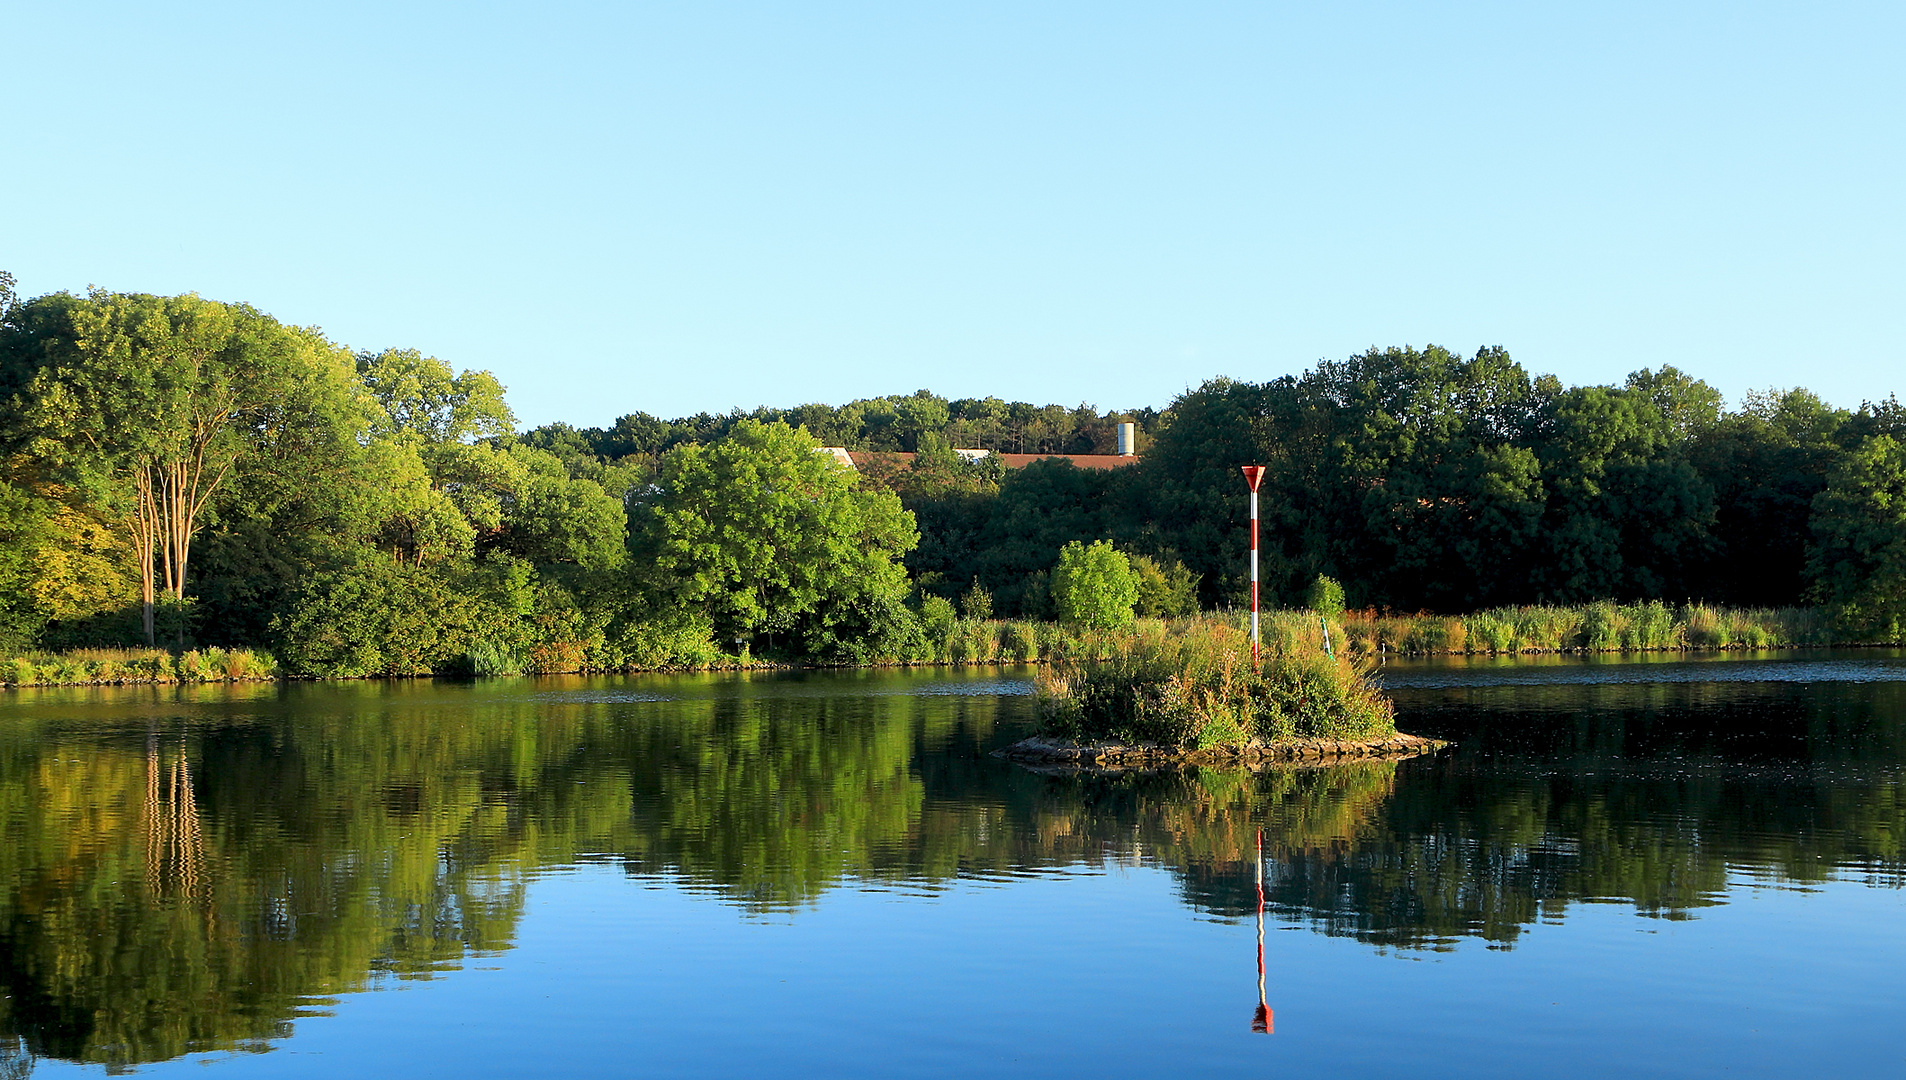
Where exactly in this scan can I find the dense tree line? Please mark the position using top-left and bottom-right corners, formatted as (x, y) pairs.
(891, 347), (1904, 640)
(0, 279), (1900, 671)
(521, 391), (1163, 462)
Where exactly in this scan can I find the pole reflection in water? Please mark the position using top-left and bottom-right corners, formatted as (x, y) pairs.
(1252, 827), (1272, 1034)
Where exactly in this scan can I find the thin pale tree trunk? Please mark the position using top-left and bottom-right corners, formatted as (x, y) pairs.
(132, 465), (159, 646)
(122, 405), (241, 648)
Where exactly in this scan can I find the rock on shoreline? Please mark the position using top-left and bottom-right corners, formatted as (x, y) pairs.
(994, 732), (1449, 771)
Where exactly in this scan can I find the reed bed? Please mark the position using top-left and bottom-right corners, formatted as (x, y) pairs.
(1338, 602), (1840, 655)
(901, 618), (1146, 667)
(0, 647), (279, 687)
(1035, 617), (1395, 750)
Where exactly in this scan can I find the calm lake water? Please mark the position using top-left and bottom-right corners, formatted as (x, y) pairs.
(2, 651), (1903, 1077)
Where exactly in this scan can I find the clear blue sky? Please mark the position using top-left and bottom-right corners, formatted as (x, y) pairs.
(4, 1), (1900, 428)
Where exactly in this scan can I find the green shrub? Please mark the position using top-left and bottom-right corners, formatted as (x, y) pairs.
(1465, 612), (1516, 652)
(1050, 541), (1138, 630)
(178, 649), (214, 680)
(948, 620), (1001, 664)
(273, 560), (516, 677)
(1001, 621), (1039, 663)
(1304, 575), (1346, 621)
(1582, 602), (1618, 650)
(1631, 601), (1676, 648)
(605, 611), (724, 669)
(959, 581), (994, 621)
(916, 595), (957, 661)
(451, 640), (523, 677)
(1132, 555), (1200, 618)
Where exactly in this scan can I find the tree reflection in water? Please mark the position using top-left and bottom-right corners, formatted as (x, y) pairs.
(0, 668), (1899, 1068)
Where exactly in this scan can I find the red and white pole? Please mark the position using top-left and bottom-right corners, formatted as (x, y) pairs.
(1241, 466), (1265, 665)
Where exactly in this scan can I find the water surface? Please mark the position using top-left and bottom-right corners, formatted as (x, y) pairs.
(1, 653), (1902, 1077)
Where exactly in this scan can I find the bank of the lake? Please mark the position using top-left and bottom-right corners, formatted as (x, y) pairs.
(1337, 601), (1880, 655)
(3, 603), (1895, 689)
(0, 619), (1149, 688)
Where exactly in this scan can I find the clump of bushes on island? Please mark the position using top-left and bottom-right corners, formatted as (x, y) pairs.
(1034, 618), (1396, 751)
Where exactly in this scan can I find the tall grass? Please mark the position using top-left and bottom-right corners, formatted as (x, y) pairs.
(1339, 602), (1840, 655)
(0, 647), (279, 687)
(870, 617), (1144, 667)
(1035, 618), (1395, 749)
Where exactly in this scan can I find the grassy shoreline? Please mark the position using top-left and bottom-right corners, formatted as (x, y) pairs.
(3, 604), (1894, 688)
(1334, 602), (1893, 655)
(1, 647), (281, 688)
(0, 621), (1117, 688)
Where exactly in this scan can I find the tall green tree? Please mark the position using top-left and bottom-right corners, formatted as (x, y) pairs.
(1687, 387), (1849, 604)
(1531, 385), (1715, 601)
(0, 475), (137, 647)
(0, 291), (361, 643)
(635, 419), (918, 651)
(356, 347), (513, 445)
(1050, 540), (1138, 630)
(1808, 435), (1906, 640)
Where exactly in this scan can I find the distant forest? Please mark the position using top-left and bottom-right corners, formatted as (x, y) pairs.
(2, 276), (1902, 673)
(527, 348), (1906, 615)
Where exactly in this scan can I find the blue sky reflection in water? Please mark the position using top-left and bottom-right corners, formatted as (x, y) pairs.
(1, 655), (1903, 1078)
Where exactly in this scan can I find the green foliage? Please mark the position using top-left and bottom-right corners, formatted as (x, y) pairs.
(0, 646), (276, 686)
(1050, 540), (1138, 630)
(600, 610), (728, 670)
(493, 444), (629, 572)
(0, 481), (53, 649)
(800, 591), (923, 665)
(1688, 388), (1849, 605)
(0, 272), (1897, 671)
(356, 347), (514, 445)
(959, 579), (994, 621)
(1809, 435), (1906, 641)
(272, 560), (518, 677)
(1131, 555), (1199, 618)
(1304, 574), (1345, 619)
(525, 391), (1158, 463)
(0, 289), (369, 645)
(916, 594), (957, 647)
(1000, 620), (1039, 662)
(1128, 351), (1841, 612)
(636, 419), (918, 650)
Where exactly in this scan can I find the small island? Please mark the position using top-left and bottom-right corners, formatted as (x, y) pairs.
(998, 616), (1448, 772)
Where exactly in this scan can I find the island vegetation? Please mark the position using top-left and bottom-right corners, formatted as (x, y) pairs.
(0, 273), (1902, 686)
(1032, 616), (1396, 752)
